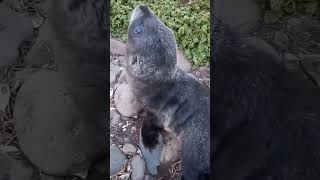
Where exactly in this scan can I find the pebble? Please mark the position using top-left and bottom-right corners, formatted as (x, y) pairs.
(274, 31), (289, 50)
(114, 83), (143, 117)
(110, 63), (121, 84)
(110, 110), (121, 126)
(122, 143), (137, 156)
(110, 145), (126, 176)
(130, 155), (146, 180)
(110, 39), (126, 55)
(131, 126), (137, 132)
(124, 138), (130, 143)
(0, 4), (33, 66)
(0, 83), (10, 113)
(177, 50), (192, 72)
(118, 70), (127, 84)
(40, 173), (64, 180)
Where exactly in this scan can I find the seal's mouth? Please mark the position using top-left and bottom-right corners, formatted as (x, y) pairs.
(129, 4), (152, 25)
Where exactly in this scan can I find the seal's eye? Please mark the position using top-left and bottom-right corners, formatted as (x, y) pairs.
(134, 24), (144, 34)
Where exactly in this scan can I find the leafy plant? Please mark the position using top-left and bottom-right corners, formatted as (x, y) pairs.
(111, 0), (210, 67)
(263, 0), (320, 24)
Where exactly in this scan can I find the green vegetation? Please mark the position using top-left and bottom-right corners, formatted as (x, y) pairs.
(263, 0), (320, 24)
(111, 0), (210, 66)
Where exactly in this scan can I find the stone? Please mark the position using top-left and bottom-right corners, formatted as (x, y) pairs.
(122, 144), (137, 156)
(0, 145), (19, 153)
(14, 70), (106, 176)
(10, 157), (38, 180)
(301, 55), (320, 87)
(215, 0), (261, 33)
(0, 153), (11, 179)
(114, 83), (143, 117)
(274, 31), (289, 50)
(118, 70), (127, 84)
(110, 110), (121, 126)
(110, 145), (126, 176)
(110, 63), (121, 84)
(0, 83), (10, 113)
(110, 39), (126, 55)
(124, 138), (130, 143)
(40, 173), (64, 180)
(0, 4), (33, 66)
(187, 73), (198, 80)
(130, 155), (145, 180)
(0, 153), (37, 180)
(86, 158), (107, 180)
(243, 37), (280, 60)
(284, 53), (300, 71)
(25, 20), (53, 66)
(144, 174), (155, 180)
(177, 50), (192, 72)
(131, 126), (137, 132)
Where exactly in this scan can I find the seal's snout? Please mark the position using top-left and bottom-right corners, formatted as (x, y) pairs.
(129, 4), (152, 24)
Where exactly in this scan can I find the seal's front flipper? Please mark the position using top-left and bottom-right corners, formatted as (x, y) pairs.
(139, 117), (163, 176)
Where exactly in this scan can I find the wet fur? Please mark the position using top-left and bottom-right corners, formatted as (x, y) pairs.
(126, 5), (210, 179)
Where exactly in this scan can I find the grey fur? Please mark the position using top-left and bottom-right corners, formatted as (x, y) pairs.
(125, 5), (210, 179)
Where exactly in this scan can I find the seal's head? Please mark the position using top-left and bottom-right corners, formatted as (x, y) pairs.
(126, 5), (177, 82)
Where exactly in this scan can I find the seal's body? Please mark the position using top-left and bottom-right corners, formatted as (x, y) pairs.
(125, 5), (210, 179)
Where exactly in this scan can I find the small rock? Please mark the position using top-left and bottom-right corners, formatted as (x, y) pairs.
(118, 70), (127, 84)
(122, 144), (137, 156)
(284, 53), (300, 71)
(187, 73), (198, 80)
(111, 39), (126, 55)
(10, 158), (37, 180)
(130, 155), (145, 180)
(131, 126), (137, 132)
(86, 158), (107, 180)
(124, 138), (130, 143)
(0, 145), (19, 153)
(14, 70), (106, 176)
(0, 153), (37, 180)
(0, 153), (11, 179)
(144, 174), (155, 180)
(118, 56), (126, 66)
(110, 145), (126, 176)
(284, 53), (299, 61)
(0, 83), (10, 113)
(243, 37), (280, 60)
(110, 110), (121, 126)
(40, 173), (64, 180)
(301, 55), (320, 87)
(120, 173), (130, 180)
(25, 20), (53, 66)
(274, 31), (289, 50)
(0, 4), (33, 66)
(177, 50), (192, 72)
(110, 63), (121, 84)
(114, 83), (143, 117)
